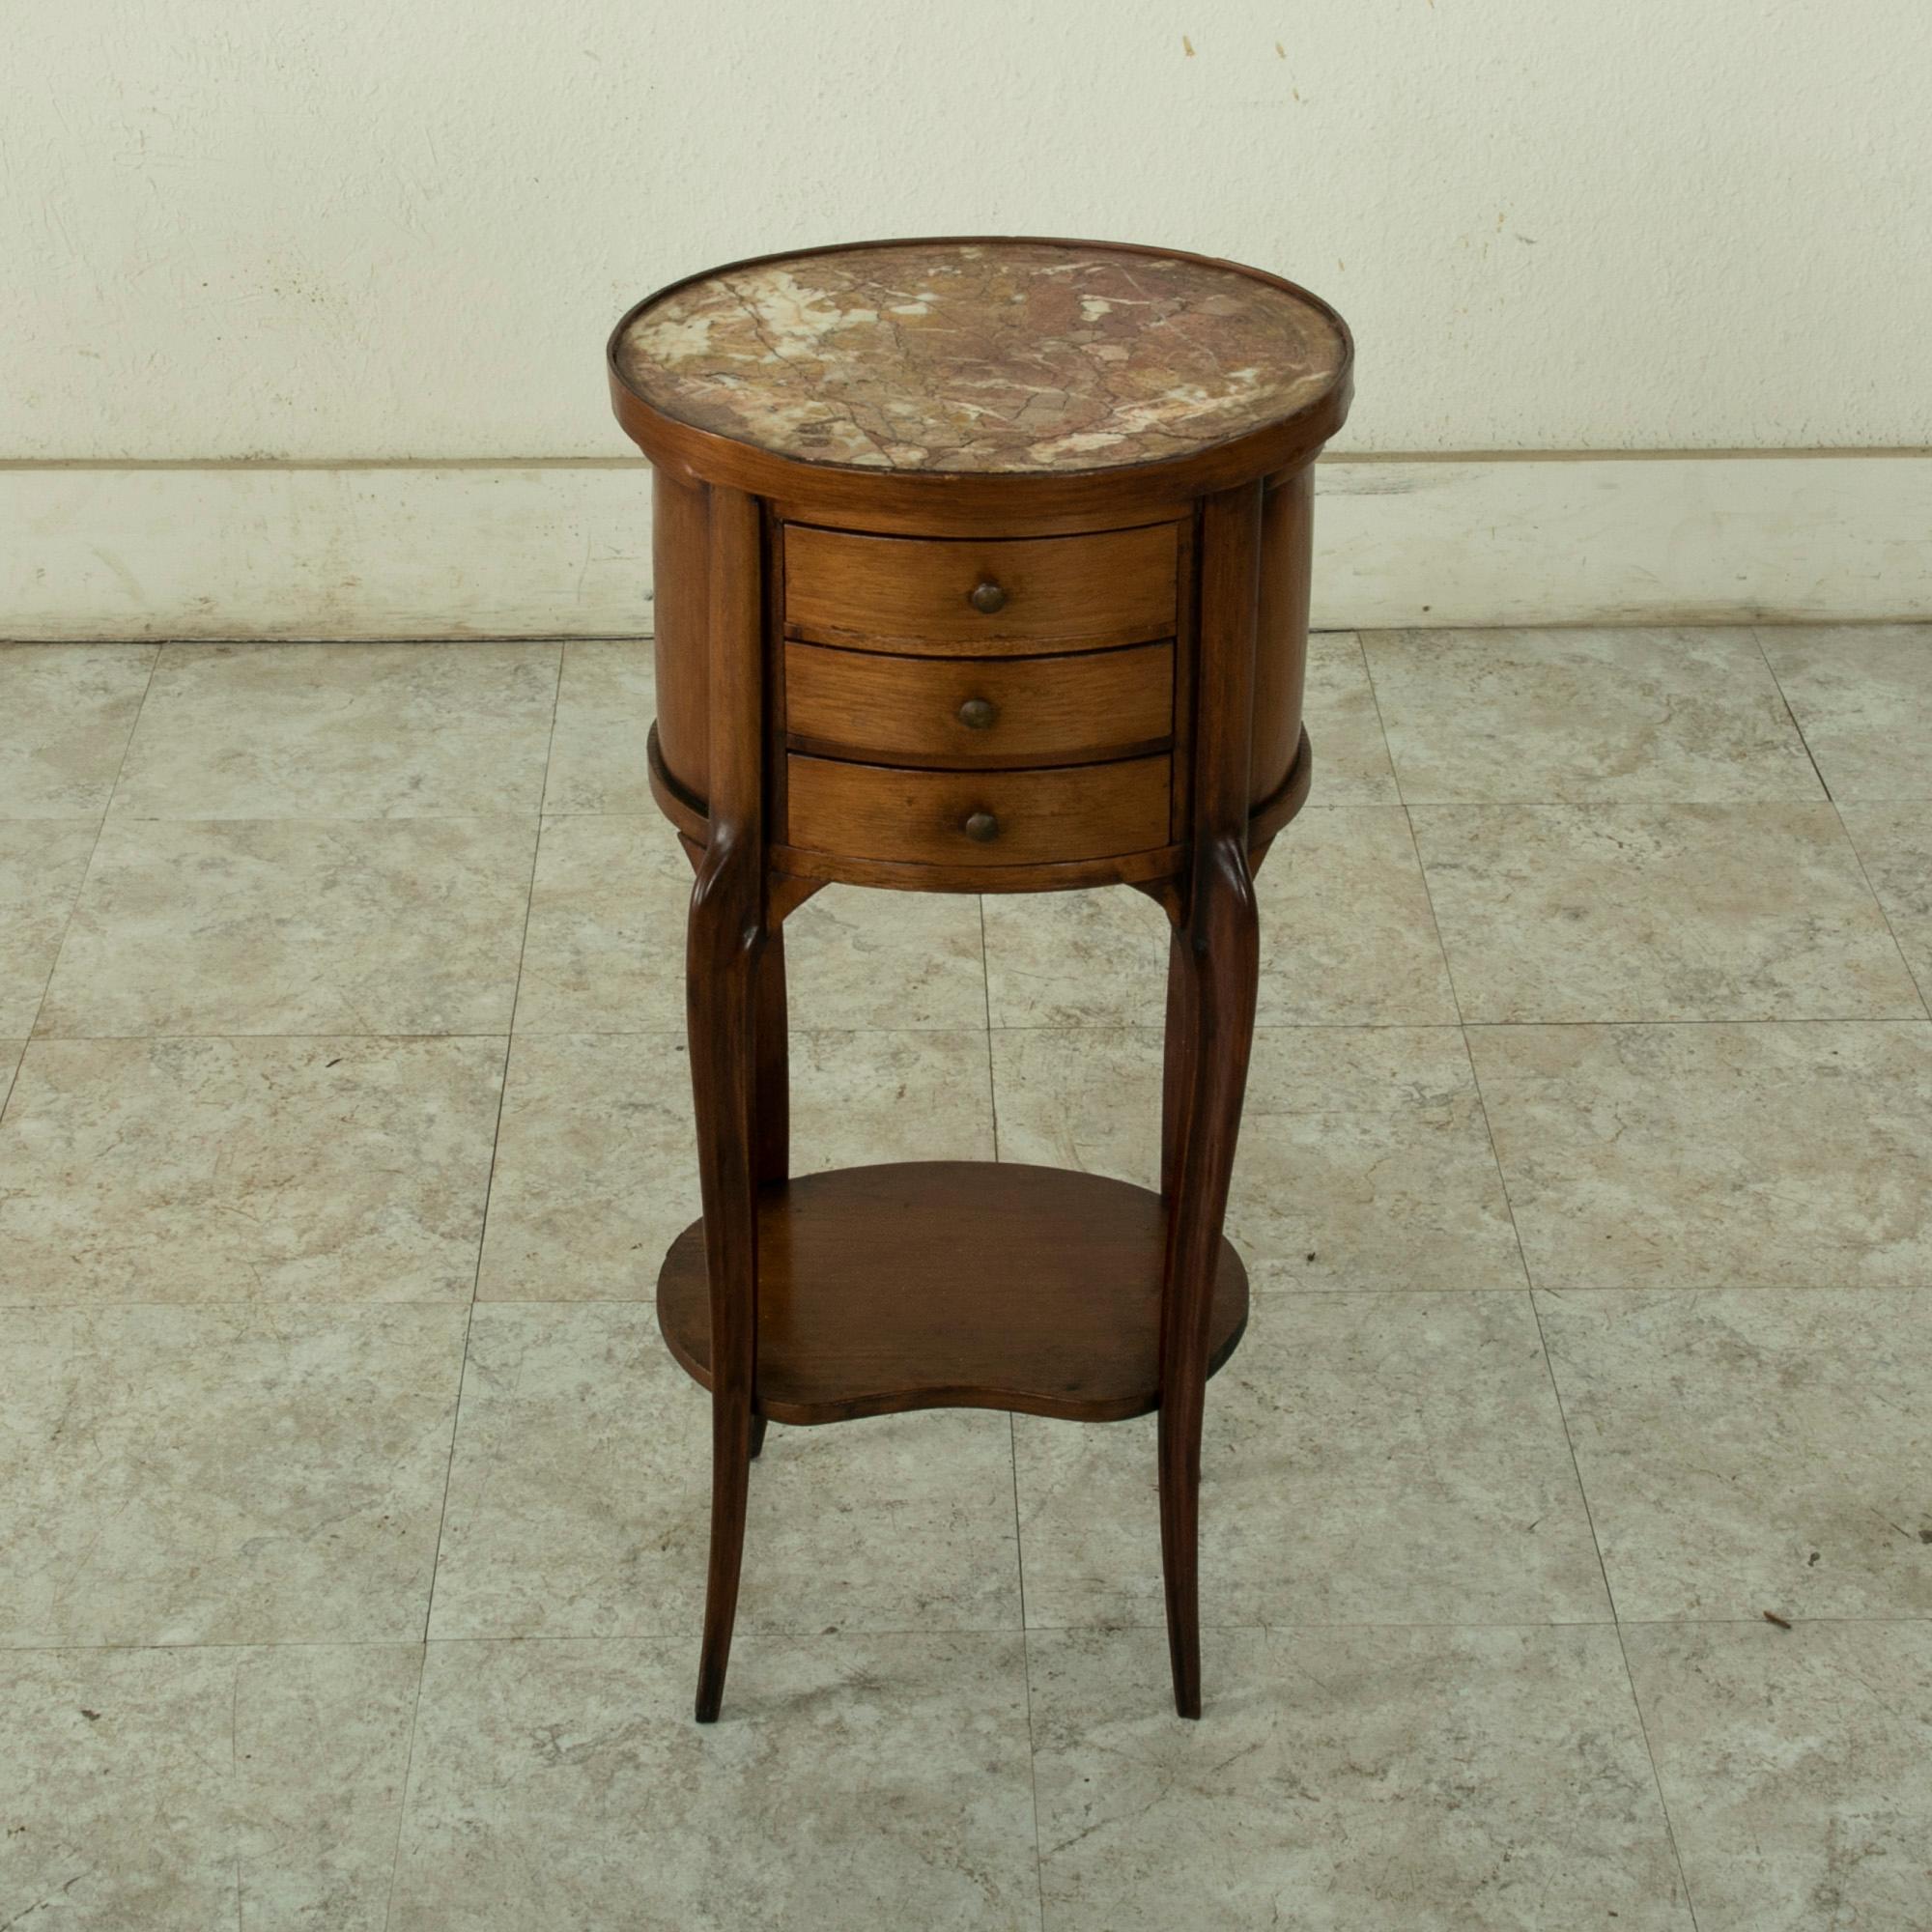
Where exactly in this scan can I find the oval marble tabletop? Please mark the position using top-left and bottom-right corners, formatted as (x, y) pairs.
(611, 239), (1349, 475)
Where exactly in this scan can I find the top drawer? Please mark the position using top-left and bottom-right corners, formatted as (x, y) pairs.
(783, 523), (1179, 655)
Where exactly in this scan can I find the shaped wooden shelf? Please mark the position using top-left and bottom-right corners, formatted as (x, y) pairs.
(657, 1160), (1250, 1426)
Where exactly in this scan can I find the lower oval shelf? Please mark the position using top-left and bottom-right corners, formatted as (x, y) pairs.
(656, 1160), (1250, 1425)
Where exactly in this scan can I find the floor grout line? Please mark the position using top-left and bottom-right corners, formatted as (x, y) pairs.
(1747, 622), (1837, 804)
(997, 1020), (1932, 1036)
(1372, 666), (1538, 1316)
(1750, 623), (1932, 1026)
(1453, 895), (1707, 1932)
(376, 1646), (430, 1932)
(1351, 627), (1406, 811)
(9, 1609), (1929, 1660)
(1529, 1283), (1705, 1930)
(1833, 814), (1932, 1021)
(1009, 1412), (1048, 1932)
(978, 895), (1001, 1162)
(13, 1015), (1932, 1050)
(12, 1280), (1929, 1320)
(16, 1031), (524, 1045)
(3, 644), (162, 1110)
(8, 1279), (1928, 1319)
(379, 644), (564, 1931)
(980, 892), (1043, 1921)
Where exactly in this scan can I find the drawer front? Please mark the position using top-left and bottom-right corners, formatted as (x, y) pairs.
(783, 523), (1179, 655)
(786, 754), (1172, 867)
(785, 640), (1173, 769)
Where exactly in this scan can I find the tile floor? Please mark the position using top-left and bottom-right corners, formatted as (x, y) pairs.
(3, 627), (1930, 1931)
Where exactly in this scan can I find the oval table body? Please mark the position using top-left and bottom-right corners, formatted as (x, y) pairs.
(609, 238), (1352, 1720)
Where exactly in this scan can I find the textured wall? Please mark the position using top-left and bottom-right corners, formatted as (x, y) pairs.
(7, 0), (1929, 462)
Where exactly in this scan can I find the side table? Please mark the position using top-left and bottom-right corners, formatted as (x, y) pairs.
(608, 238), (1352, 1719)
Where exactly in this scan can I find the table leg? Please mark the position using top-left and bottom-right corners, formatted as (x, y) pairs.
(1157, 478), (1264, 1719)
(749, 927), (787, 1470)
(1156, 838), (1259, 1719)
(1160, 920), (1201, 1201)
(689, 483), (766, 1724)
(687, 840), (764, 1723)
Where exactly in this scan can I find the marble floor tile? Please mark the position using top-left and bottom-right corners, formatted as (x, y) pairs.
(0, 1038), (22, 1110)
(477, 1029), (993, 1299)
(1363, 628), (1819, 804)
(1301, 631), (1401, 804)
(1015, 1292), (1605, 1629)
(0, 819), (98, 1036)
(431, 1304), (1020, 1638)
(1, 1304), (467, 1646)
(984, 808), (1456, 1028)
(1540, 1288), (1932, 1621)
(993, 1026), (1524, 1291)
(541, 639), (656, 813)
(512, 814), (690, 1031)
(1469, 1021), (1932, 1288)
(982, 887), (1165, 1028)
(1759, 623), (1932, 801)
(0, 1641), (420, 1932)
(35, 815), (537, 1037)
(1839, 801), (1932, 1004)
(111, 640), (560, 818)
(785, 882), (990, 1030)
(1626, 1621), (1932, 1932)
(1411, 804), (1923, 1022)
(0, 642), (155, 817)
(1030, 1623), (1690, 1932)
(0, 1036), (503, 1305)
(388, 1634), (1039, 1932)
(517, 816), (987, 1033)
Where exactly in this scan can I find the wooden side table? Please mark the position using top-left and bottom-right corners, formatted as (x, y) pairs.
(608, 238), (1352, 1720)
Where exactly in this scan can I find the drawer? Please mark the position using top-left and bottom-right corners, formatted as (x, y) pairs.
(786, 754), (1172, 867)
(785, 640), (1173, 769)
(783, 523), (1179, 655)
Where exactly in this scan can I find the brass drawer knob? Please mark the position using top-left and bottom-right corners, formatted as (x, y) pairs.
(962, 810), (1001, 843)
(968, 579), (1008, 614)
(957, 696), (998, 730)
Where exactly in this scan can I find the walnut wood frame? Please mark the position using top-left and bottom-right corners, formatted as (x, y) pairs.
(614, 238), (1350, 1723)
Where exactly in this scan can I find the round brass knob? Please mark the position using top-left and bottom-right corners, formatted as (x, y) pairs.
(957, 696), (998, 730)
(968, 579), (1007, 614)
(962, 810), (1001, 843)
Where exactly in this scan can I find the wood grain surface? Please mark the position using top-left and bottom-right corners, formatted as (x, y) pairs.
(783, 522), (1178, 653)
(657, 1161), (1250, 1424)
(784, 639), (1173, 768)
(785, 752), (1172, 867)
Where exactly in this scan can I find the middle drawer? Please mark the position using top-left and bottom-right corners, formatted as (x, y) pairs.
(785, 639), (1174, 770)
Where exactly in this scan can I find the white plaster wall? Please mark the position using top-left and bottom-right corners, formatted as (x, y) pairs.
(7, 0), (1931, 464)
(11, 456), (1931, 639)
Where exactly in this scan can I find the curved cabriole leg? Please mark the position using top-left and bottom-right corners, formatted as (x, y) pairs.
(1158, 477), (1265, 1719)
(1156, 840), (1260, 1719)
(747, 930), (787, 1470)
(689, 483), (767, 1724)
(687, 835), (764, 1723)
(755, 927), (790, 1188)
(679, 873), (788, 1479)
(1160, 921), (1202, 1202)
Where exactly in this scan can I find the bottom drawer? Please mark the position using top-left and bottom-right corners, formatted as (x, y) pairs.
(785, 753), (1172, 868)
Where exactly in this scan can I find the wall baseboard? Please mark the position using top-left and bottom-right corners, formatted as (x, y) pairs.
(4, 455), (1927, 640)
